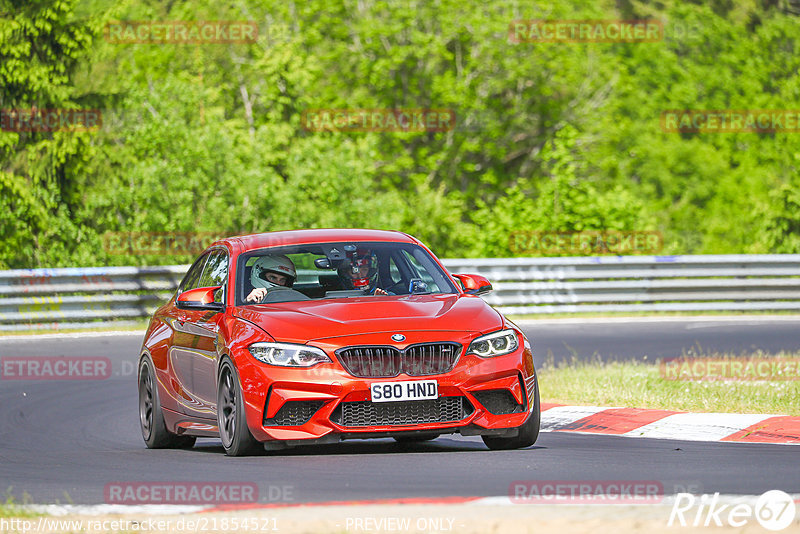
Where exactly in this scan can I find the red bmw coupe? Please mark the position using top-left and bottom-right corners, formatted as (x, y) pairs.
(138, 229), (540, 456)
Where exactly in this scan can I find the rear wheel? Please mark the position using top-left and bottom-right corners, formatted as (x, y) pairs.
(217, 359), (261, 456)
(482, 380), (540, 450)
(138, 357), (196, 449)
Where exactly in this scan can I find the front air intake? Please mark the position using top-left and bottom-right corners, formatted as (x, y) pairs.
(263, 400), (324, 427)
(330, 396), (473, 427)
(472, 390), (524, 415)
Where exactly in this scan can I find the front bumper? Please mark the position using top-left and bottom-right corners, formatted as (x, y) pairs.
(236, 338), (536, 443)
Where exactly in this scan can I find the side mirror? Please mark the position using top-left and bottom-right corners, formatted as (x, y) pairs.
(176, 286), (225, 312)
(314, 257), (332, 269)
(408, 278), (429, 294)
(452, 274), (493, 296)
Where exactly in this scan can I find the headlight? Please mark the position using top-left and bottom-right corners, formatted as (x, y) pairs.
(247, 342), (331, 367)
(467, 329), (519, 357)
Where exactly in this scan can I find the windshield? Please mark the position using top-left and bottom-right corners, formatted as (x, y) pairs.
(236, 241), (459, 305)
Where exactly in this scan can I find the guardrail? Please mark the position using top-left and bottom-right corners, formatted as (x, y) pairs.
(1, 255), (799, 331)
(0, 266), (186, 331)
(445, 254), (800, 314)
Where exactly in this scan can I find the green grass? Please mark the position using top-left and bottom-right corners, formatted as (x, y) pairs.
(538, 351), (800, 415)
(0, 492), (40, 519)
(0, 320), (149, 337)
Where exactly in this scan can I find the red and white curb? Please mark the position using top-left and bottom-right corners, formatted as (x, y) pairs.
(29, 493), (800, 516)
(540, 403), (800, 444)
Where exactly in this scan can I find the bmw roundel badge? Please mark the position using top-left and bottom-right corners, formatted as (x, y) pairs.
(391, 333), (406, 342)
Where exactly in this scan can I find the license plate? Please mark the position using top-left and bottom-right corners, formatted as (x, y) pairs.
(370, 380), (438, 403)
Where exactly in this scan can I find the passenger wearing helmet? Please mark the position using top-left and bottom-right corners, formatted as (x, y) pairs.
(246, 254), (297, 303)
(337, 250), (388, 295)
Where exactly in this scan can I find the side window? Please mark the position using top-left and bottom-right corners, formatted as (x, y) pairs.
(400, 250), (441, 292)
(388, 256), (403, 285)
(198, 250), (228, 303)
(179, 254), (209, 293)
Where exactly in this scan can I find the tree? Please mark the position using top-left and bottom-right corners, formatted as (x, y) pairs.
(0, 0), (104, 267)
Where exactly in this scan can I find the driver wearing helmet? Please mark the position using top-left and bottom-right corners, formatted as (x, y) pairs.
(246, 254), (297, 303)
(338, 249), (388, 295)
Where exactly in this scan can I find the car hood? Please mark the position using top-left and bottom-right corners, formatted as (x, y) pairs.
(233, 294), (503, 343)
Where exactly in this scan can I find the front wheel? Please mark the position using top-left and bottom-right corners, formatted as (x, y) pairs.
(217, 359), (261, 456)
(482, 379), (540, 450)
(138, 357), (196, 449)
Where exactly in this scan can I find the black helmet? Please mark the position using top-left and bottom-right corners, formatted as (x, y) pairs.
(338, 249), (378, 290)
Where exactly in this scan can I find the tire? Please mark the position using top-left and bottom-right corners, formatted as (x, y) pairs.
(482, 379), (541, 451)
(138, 357), (196, 449)
(217, 359), (261, 456)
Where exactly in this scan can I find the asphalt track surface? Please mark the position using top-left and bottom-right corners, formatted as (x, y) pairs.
(1, 317), (799, 505)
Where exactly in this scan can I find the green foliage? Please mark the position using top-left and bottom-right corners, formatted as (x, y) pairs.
(0, 0), (103, 267)
(469, 126), (653, 256)
(1, 0), (799, 267)
(761, 181), (800, 253)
